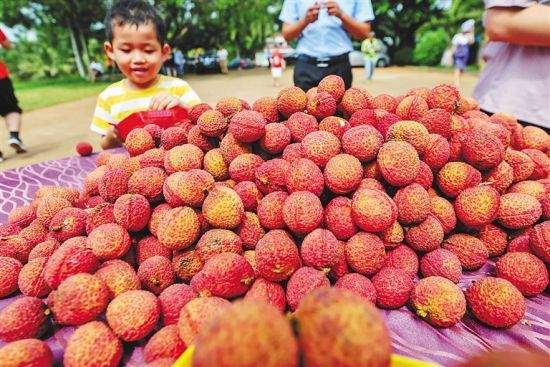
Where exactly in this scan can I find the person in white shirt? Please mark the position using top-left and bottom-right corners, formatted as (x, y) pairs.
(217, 47), (229, 74)
(451, 19), (475, 89)
(89, 60), (104, 83)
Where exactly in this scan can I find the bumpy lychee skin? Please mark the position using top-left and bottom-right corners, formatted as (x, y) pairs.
(236, 212), (265, 249)
(300, 228), (339, 271)
(497, 192), (542, 229)
(318, 74), (346, 102)
(430, 196), (457, 234)
(187, 125), (216, 152)
(17, 257), (50, 299)
(35, 195), (72, 227)
(496, 252), (549, 296)
(372, 266), (414, 309)
(282, 191), (324, 234)
(285, 112), (318, 142)
(286, 266), (330, 311)
(106, 290), (160, 342)
(386, 120), (430, 154)
(48, 207), (87, 242)
(177, 296), (231, 345)
(135, 236), (171, 265)
(125, 128), (155, 156)
(252, 96), (279, 123)
(63, 321), (122, 367)
(158, 126), (185, 150)
(476, 224), (508, 258)
(396, 95), (429, 120)
(383, 245), (419, 278)
(138, 256), (175, 295)
(306, 91), (337, 120)
(0, 297), (48, 342)
(405, 214), (445, 252)
(277, 86), (307, 117)
(340, 88), (372, 117)
(164, 144), (204, 174)
(157, 207), (201, 250)
(442, 234), (488, 271)
(393, 183), (431, 225)
(163, 170), (214, 207)
(255, 229), (301, 282)
(419, 108), (453, 138)
(377, 140), (420, 187)
(227, 110), (266, 143)
(189, 103), (212, 123)
(203, 148), (228, 181)
(191, 253), (254, 298)
(530, 221), (550, 263)
(112, 193), (151, 232)
(465, 277), (525, 328)
(86, 223), (131, 260)
(505, 149), (535, 182)
(324, 197), (358, 240)
(260, 122), (292, 154)
(319, 116), (350, 139)
(372, 93), (398, 113)
(294, 287), (391, 367)
(342, 125), (383, 162)
(95, 259), (140, 299)
(508, 180), (545, 200)
(0, 339), (53, 367)
(44, 241), (100, 289)
(345, 232), (386, 275)
(229, 153), (264, 182)
(0, 257), (23, 298)
(286, 158), (324, 196)
(301, 130), (341, 167)
(427, 84), (460, 112)
(436, 162), (482, 198)
(351, 188), (397, 233)
(335, 273), (377, 303)
(196, 229), (243, 262)
(454, 186), (500, 228)
(522, 148), (550, 180)
(255, 158), (290, 194)
(202, 186), (245, 229)
(349, 108), (377, 127)
(461, 128), (505, 170)
(244, 278), (287, 312)
(144, 328), (186, 366)
(420, 248), (462, 283)
(197, 109), (228, 137)
(256, 191), (288, 229)
(128, 167), (166, 201)
(216, 96), (244, 117)
(324, 153), (363, 194)
(8, 205), (36, 227)
(158, 284), (197, 327)
(193, 300), (298, 367)
(50, 273), (109, 326)
(484, 161), (514, 194)
(411, 276), (466, 328)
(423, 134), (451, 171)
(172, 249), (203, 282)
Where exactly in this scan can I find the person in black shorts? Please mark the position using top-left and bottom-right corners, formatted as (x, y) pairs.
(279, 0), (374, 91)
(0, 27), (26, 162)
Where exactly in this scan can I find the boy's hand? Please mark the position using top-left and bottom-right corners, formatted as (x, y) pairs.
(101, 126), (122, 150)
(149, 92), (183, 111)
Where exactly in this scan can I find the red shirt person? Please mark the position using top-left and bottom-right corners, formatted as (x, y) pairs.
(0, 27), (26, 160)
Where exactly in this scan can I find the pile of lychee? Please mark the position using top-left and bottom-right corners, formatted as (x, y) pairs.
(0, 75), (549, 367)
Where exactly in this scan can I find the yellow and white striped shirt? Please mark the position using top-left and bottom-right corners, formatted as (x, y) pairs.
(91, 75), (201, 135)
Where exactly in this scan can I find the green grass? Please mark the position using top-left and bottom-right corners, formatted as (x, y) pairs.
(13, 75), (121, 111)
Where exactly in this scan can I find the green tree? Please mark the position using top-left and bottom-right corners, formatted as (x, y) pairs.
(413, 28), (449, 65)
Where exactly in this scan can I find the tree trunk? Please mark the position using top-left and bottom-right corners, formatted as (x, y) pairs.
(78, 29), (90, 67)
(69, 26), (86, 78)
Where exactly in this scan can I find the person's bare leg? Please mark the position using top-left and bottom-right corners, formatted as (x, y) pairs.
(5, 112), (26, 153)
(454, 68), (461, 88)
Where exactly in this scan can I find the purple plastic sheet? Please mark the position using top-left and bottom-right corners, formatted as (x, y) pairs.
(0, 153), (549, 366)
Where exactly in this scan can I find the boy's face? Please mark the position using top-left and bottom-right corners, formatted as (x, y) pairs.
(104, 21), (170, 88)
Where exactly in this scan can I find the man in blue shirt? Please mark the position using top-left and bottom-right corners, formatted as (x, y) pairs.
(279, 0), (374, 91)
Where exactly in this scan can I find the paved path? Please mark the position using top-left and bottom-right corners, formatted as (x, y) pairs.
(0, 66), (478, 170)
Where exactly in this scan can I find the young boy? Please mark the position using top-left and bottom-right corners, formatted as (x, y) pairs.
(92, 0), (201, 149)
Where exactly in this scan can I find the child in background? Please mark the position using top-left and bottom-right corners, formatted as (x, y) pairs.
(269, 47), (285, 87)
(92, 0), (201, 149)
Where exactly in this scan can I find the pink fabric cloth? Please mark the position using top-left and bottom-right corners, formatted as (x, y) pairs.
(473, 0), (550, 128)
(0, 152), (549, 366)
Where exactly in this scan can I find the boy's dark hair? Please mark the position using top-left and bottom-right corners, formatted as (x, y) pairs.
(105, 0), (167, 44)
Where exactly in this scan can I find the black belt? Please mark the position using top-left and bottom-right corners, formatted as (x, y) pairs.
(297, 53), (349, 68)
